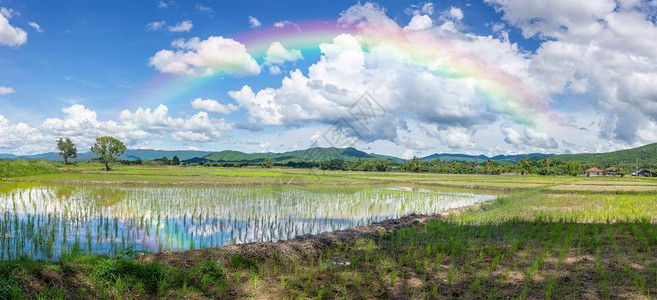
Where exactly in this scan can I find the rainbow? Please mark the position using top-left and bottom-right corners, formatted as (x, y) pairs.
(124, 19), (547, 126)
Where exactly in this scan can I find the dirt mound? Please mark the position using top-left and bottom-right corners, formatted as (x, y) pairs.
(137, 204), (479, 267)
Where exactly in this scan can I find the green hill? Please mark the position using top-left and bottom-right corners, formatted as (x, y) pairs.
(552, 143), (657, 168)
(3, 149), (211, 162)
(199, 147), (405, 163)
(420, 153), (553, 163)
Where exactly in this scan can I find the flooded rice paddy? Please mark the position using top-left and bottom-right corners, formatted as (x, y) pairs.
(0, 185), (495, 260)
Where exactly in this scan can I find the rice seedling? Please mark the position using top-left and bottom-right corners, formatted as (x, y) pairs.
(0, 184), (494, 260)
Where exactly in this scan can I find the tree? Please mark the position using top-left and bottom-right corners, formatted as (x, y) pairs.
(56, 138), (77, 164)
(375, 159), (389, 172)
(407, 156), (422, 172)
(262, 157), (274, 168)
(90, 136), (126, 171)
(566, 161), (582, 176)
(517, 157), (532, 175)
(171, 155), (180, 166)
(161, 157), (170, 165)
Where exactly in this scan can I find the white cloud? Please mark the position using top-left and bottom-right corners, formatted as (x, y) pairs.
(225, 3), (584, 153)
(147, 21), (166, 31)
(401, 149), (414, 159)
(487, 0), (657, 145)
(0, 8), (27, 46)
(422, 124), (476, 149)
(421, 3), (435, 15)
(168, 20), (193, 32)
(0, 104), (233, 155)
(149, 36), (260, 76)
(228, 31), (502, 144)
(405, 14), (432, 30)
(502, 127), (558, 149)
(158, 1), (172, 9)
(485, 0), (616, 40)
(191, 98), (239, 114)
(448, 7), (464, 20)
(0, 115), (48, 154)
(264, 42), (303, 65)
(195, 4), (212, 12)
(0, 86), (15, 95)
(28, 22), (42, 33)
(273, 21), (298, 29)
(268, 65), (282, 75)
(0, 7), (17, 18)
(248, 16), (261, 28)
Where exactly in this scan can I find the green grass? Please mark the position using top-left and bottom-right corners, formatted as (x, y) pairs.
(0, 159), (59, 178)
(1, 166), (657, 298)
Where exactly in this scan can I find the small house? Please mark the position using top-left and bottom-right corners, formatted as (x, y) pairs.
(631, 169), (656, 177)
(605, 167), (621, 177)
(585, 167), (605, 177)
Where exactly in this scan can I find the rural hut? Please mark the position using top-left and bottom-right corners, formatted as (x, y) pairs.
(631, 169), (656, 177)
(605, 167), (621, 177)
(584, 167), (605, 177)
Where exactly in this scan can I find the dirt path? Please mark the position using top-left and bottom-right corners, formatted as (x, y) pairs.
(137, 204), (480, 267)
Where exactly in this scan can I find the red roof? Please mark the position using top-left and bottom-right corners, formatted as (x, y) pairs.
(585, 167), (604, 172)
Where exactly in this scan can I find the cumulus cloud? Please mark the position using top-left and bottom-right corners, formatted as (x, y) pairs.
(149, 36), (260, 75)
(0, 104), (233, 154)
(0, 115), (48, 154)
(147, 21), (166, 31)
(226, 4), (547, 148)
(248, 16), (261, 28)
(502, 126), (558, 149)
(422, 124), (476, 149)
(0, 8), (27, 46)
(404, 14), (432, 30)
(448, 7), (464, 20)
(264, 42), (303, 65)
(487, 0), (657, 145)
(0, 86), (15, 95)
(191, 98), (239, 114)
(168, 20), (193, 32)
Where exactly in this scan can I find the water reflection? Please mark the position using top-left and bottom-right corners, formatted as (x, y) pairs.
(0, 185), (496, 260)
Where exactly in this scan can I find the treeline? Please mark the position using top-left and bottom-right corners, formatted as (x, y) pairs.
(199, 156), (599, 176)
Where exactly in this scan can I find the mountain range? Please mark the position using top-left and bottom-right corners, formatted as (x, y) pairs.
(2, 143), (656, 166)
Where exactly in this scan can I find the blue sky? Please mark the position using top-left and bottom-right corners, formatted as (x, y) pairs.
(1, 0), (656, 156)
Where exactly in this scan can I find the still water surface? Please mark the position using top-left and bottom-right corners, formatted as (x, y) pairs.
(0, 185), (496, 260)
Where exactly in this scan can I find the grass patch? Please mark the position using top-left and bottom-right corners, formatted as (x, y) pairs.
(0, 159), (58, 178)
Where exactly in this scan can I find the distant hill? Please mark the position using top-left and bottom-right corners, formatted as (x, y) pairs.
(551, 143), (657, 167)
(420, 153), (553, 163)
(0, 149), (212, 162)
(4, 143), (657, 167)
(198, 147), (405, 163)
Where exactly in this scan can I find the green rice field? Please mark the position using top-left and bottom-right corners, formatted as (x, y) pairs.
(1, 164), (657, 299)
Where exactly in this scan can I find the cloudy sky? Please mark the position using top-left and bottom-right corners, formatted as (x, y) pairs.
(1, 0), (657, 158)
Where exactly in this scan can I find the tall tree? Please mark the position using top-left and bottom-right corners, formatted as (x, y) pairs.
(171, 155), (180, 166)
(56, 138), (77, 164)
(90, 136), (126, 171)
(518, 157), (532, 175)
(407, 156), (422, 172)
(262, 157), (274, 168)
